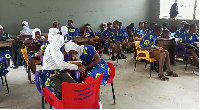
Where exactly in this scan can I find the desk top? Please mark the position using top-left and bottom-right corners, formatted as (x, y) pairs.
(0, 39), (14, 47)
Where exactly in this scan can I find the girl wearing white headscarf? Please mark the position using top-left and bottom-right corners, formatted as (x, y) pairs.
(20, 21), (32, 35)
(41, 34), (84, 90)
(61, 26), (70, 41)
(0, 25), (17, 68)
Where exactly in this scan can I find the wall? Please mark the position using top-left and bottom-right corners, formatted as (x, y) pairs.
(0, 0), (150, 34)
(149, 0), (199, 29)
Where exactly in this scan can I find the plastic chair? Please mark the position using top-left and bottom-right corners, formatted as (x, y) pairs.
(43, 74), (103, 109)
(134, 49), (157, 77)
(106, 62), (116, 105)
(175, 38), (192, 71)
(0, 57), (9, 93)
(21, 45), (41, 83)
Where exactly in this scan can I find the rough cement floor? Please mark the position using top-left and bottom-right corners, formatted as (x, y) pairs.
(0, 54), (199, 109)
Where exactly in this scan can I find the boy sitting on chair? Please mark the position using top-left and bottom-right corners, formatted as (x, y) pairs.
(177, 24), (199, 64)
(67, 20), (81, 38)
(138, 25), (178, 81)
(174, 23), (190, 38)
(135, 22), (145, 38)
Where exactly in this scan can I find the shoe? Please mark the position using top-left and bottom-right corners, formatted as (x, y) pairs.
(111, 56), (116, 61)
(115, 54), (121, 59)
(121, 54), (127, 59)
(10, 64), (18, 69)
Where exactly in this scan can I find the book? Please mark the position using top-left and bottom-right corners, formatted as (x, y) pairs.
(67, 61), (82, 66)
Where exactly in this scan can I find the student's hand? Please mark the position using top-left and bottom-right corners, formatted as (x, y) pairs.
(77, 65), (86, 73)
(90, 28), (93, 31)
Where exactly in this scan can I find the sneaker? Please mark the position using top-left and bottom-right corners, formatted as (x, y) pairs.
(121, 54), (127, 59)
(10, 64), (18, 69)
(111, 56), (116, 61)
(115, 54), (121, 59)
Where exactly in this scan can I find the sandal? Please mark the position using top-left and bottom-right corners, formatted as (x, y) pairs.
(158, 74), (169, 81)
(166, 71), (179, 77)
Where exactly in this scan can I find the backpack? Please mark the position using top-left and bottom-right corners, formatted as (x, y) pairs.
(50, 73), (75, 100)
(169, 3), (179, 18)
(151, 61), (167, 73)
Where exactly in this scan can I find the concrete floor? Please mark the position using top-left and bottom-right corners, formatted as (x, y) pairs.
(0, 54), (199, 109)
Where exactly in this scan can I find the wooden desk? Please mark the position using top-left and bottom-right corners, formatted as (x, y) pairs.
(194, 42), (199, 47)
(157, 39), (176, 65)
(17, 35), (32, 41)
(0, 39), (14, 47)
(72, 37), (89, 45)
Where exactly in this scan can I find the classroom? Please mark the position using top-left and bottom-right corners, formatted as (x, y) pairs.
(0, 0), (199, 109)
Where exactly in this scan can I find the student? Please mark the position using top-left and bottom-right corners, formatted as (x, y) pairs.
(96, 23), (107, 38)
(101, 22), (113, 50)
(177, 24), (199, 64)
(135, 22), (144, 38)
(163, 22), (169, 30)
(147, 22), (157, 34)
(53, 22), (59, 29)
(61, 26), (70, 41)
(83, 24), (95, 38)
(24, 28), (44, 75)
(138, 25), (178, 81)
(174, 23), (190, 38)
(20, 21), (32, 35)
(67, 20), (81, 38)
(41, 34), (84, 91)
(180, 21), (187, 28)
(125, 23), (135, 41)
(110, 20), (128, 61)
(0, 25), (17, 68)
(64, 40), (110, 109)
(161, 30), (171, 39)
(144, 21), (150, 34)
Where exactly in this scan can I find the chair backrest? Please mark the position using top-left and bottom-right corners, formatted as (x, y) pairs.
(134, 41), (141, 50)
(21, 46), (29, 65)
(107, 62), (115, 79)
(27, 44), (41, 52)
(35, 71), (43, 96)
(61, 74), (103, 109)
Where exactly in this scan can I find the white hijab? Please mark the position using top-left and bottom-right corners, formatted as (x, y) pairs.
(21, 21), (32, 35)
(32, 28), (41, 39)
(61, 26), (68, 36)
(22, 21), (30, 29)
(48, 28), (59, 43)
(0, 25), (3, 29)
(64, 40), (84, 60)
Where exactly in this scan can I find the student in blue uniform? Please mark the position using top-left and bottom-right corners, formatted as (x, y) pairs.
(0, 25), (17, 68)
(144, 21), (150, 34)
(174, 23), (189, 38)
(67, 20), (81, 38)
(64, 40), (110, 108)
(83, 24), (95, 38)
(110, 20), (128, 61)
(177, 24), (199, 64)
(96, 23), (107, 38)
(125, 23), (135, 41)
(138, 25), (178, 81)
(135, 22), (144, 38)
(61, 26), (70, 41)
(147, 22), (157, 34)
(161, 30), (171, 39)
(163, 22), (169, 31)
(101, 22), (113, 49)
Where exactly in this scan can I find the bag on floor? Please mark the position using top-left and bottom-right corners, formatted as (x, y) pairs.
(50, 73), (75, 100)
(151, 61), (167, 73)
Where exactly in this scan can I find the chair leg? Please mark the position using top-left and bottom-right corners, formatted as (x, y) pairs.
(145, 60), (148, 68)
(111, 83), (116, 105)
(134, 60), (137, 71)
(185, 56), (188, 71)
(27, 66), (32, 84)
(4, 76), (9, 93)
(42, 96), (45, 109)
(1, 77), (4, 86)
(150, 63), (152, 77)
(50, 105), (52, 109)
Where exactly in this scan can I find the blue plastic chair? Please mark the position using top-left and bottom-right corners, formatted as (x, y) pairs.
(0, 57), (9, 93)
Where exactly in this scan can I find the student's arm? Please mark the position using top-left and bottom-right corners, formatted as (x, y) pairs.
(140, 46), (159, 51)
(83, 28), (87, 37)
(90, 28), (96, 38)
(39, 50), (44, 56)
(85, 54), (101, 70)
(23, 39), (33, 44)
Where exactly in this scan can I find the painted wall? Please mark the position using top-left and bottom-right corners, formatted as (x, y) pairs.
(149, 0), (199, 29)
(0, 0), (150, 34)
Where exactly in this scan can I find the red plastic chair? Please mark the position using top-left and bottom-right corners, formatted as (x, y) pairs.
(43, 74), (103, 109)
(106, 62), (116, 105)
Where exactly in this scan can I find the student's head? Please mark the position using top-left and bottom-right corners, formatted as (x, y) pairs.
(182, 23), (190, 31)
(130, 23), (134, 27)
(119, 22), (122, 28)
(144, 21), (148, 27)
(181, 21), (187, 27)
(53, 22), (59, 28)
(189, 24), (198, 34)
(64, 40), (80, 55)
(162, 30), (170, 38)
(102, 23), (107, 28)
(153, 25), (162, 36)
(113, 20), (119, 29)
(139, 22), (144, 28)
(48, 28), (60, 43)
(163, 22), (169, 29)
(150, 22), (157, 30)
(85, 24), (91, 30)
(61, 26), (68, 36)
(68, 20), (74, 27)
(21, 21), (29, 30)
(0, 25), (3, 35)
(32, 28), (41, 40)
(107, 22), (112, 29)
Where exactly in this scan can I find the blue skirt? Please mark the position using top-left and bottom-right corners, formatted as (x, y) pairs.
(0, 46), (13, 59)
